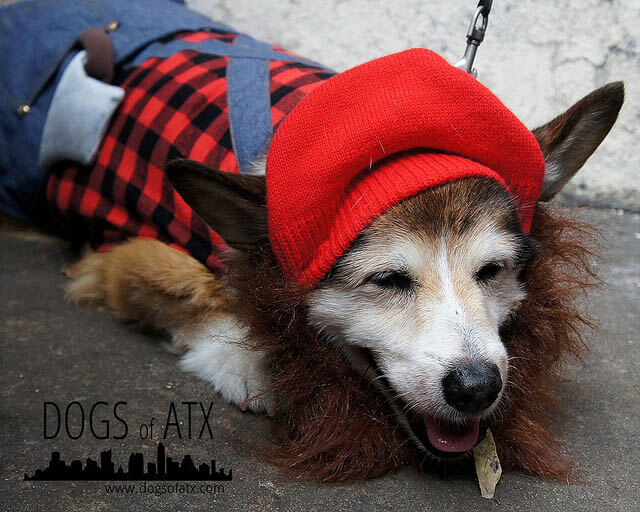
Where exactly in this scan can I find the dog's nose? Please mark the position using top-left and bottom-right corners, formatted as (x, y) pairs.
(442, 361), (502, 413)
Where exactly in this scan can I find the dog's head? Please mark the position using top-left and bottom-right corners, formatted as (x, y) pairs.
(168, 82), (623, 462)
(306, 176), (534, 455)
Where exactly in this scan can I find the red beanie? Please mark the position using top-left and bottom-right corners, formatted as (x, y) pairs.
(266, 48), (545, 287)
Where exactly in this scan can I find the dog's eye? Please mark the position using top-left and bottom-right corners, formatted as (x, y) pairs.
(476, 262), (504, 282)
(367, 271), (414, 291)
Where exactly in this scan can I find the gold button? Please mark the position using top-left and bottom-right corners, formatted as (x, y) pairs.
(17, 104), (31, 116)
(106, 21), (119, 32)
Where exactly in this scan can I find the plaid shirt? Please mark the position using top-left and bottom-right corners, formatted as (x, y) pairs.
(47, 30), (333, 274)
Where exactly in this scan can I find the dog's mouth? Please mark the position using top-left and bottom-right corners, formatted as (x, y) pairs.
(355, 347), (481, 458)
(405, 402), (480, 456)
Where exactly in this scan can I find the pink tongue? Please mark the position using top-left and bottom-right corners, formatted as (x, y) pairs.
(425, 418), (480, 453)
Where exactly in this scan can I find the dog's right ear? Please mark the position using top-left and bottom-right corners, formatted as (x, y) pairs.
(533, 81), (624, 201)
(166, 159), (268, 251)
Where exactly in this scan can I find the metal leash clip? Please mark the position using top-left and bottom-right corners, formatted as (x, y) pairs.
(454, 0), (492, 77)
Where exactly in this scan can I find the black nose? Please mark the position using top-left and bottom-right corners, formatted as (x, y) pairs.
(442, 361), (502, 413)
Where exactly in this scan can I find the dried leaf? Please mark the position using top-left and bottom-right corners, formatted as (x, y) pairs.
(473, 428), (502, 499)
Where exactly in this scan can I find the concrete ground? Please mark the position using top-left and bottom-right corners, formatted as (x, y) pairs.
(1, 205), (638, 512)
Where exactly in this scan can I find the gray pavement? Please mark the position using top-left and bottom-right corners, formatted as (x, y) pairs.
(1, 206), (639, 511)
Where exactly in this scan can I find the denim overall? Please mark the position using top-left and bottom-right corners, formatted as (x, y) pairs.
(0, 0), (327, 224)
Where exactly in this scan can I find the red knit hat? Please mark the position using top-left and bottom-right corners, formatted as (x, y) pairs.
(266, 48), (545, 287)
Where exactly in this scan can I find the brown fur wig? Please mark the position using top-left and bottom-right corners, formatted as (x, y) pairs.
(224, 202), (599, 482)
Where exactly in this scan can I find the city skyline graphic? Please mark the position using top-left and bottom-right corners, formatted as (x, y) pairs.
(24, 442), (232, 481)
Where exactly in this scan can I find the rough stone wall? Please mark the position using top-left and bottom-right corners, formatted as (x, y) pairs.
(190, 0), (640, 210)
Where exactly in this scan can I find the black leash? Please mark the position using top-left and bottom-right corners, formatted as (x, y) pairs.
(454, 0), (492, 77)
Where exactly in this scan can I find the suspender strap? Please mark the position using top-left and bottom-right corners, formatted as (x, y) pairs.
(227, 35), (273, 174)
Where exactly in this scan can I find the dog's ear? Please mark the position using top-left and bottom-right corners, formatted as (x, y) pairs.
(166, 159), (267, 251)
(533, 81), (624, 201)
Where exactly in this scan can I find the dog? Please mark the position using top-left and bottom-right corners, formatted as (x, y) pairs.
(1, 2), (624, 483)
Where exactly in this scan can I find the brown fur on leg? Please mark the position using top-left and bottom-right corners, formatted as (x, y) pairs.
(65, 239), (229, 344)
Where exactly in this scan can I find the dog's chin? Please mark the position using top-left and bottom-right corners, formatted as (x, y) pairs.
(352, 346), (483, 460)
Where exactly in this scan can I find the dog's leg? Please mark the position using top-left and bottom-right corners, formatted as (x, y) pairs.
(176, 316), (272, 413)
(64, 238), (227, 334)
(65, 239), (271, 412)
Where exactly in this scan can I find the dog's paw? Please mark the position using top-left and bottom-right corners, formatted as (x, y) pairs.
(177, 316), (272, 414)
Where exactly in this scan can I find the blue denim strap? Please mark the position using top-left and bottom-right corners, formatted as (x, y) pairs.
(227, 35), (273, 174)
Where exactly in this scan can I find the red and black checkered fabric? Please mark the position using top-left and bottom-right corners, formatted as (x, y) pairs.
(46, 30), (333, 274)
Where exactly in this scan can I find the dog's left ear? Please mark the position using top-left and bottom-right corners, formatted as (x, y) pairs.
(166, 159), (267, 251)
(533, 81), (624, 201)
